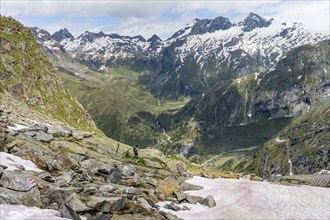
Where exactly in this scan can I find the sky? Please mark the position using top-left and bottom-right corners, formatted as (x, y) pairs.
(1, 0), (329, 39)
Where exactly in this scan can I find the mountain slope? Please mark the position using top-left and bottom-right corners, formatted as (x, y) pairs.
(0, 16), (97, 132)
(240, 102), (330, 176)
(165, 40), (330, 159)
(56, 13), (328, 99)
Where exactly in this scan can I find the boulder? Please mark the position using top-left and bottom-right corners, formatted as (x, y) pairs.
(38, 172), (56, 182)
(34, 131), (53, 143)
(86, 196), (127, 213)
(167, 161), (187, 175)
(143, 159), (162, 169)
(179, 182), (203, 191)
(60, 203), (81, 220)
(174, 191), (187, 202)
(0, 170), (41, 207)
(186, 195), (196, 204)
(191, 195), (204, 204)
(56, 172), (73, 186)
(66, 193), (91, 212)
(137, 198), (153, 210)
(99, 185), (115, 193)
(47, 124), (72, 137)
(72, 129), (92, 140)
(122, 164), (136, 177)
(46, 158), (62, 171)
(201, 195), (216, 208)
(106, 167), (122, 184)
(0, 170), (37, 191)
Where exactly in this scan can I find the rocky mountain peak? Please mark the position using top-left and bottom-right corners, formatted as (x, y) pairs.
(52, 28), (75, 42)
(170, 16), (232, 39)
(238, 12), (272, 32)
(190, 16), (232, 35)
(148, 34), (162, 42)
(78, 31), (106, 42)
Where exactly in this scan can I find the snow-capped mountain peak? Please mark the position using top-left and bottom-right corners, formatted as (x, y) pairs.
(52, 28), (75, 42)
(237, 12), (272, 32)
(170, 16), (233, 39)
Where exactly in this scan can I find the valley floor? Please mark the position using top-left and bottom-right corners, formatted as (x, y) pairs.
(158, 176), (330, 220)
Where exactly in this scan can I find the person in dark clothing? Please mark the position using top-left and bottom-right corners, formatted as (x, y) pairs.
(133, 145), (139, 159)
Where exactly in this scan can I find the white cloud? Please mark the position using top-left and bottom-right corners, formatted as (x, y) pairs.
(1, 0), (329, 38)
(1, 0), (170, 18)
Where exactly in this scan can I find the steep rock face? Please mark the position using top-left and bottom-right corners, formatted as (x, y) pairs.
(52, 28), (75, 42)
(0, 16), (97, 132)
(238, 12), (272, 32)
(242, 103), (330, 176)
(186, 40), (330, 127)
(167, 40), (330, 157)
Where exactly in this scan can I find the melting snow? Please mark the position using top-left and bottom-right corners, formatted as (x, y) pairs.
(7, 123), (28, 131)
(158, 176), (330, 220)
(0, 152), (43, 172)
(0, 204), (70, 220)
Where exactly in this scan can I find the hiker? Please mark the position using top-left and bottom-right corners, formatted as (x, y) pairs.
(133, 145), (139, 159)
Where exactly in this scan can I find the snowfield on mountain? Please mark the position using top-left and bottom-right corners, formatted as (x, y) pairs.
(158, 176), (330, 220)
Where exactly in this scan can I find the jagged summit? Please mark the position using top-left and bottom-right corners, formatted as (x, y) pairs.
(148, 34), (162, 42)
(52, 28), (75, 42)
(170, 16), (232, 39)
(238, 12), (272, 32)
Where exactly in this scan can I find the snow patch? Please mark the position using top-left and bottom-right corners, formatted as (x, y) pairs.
(0, 152), (43, 172)
(0, 204), (71, 220)
(7, 123), (28, 131)
(276, 137), (286, 143)
(158, 176), (330, 220)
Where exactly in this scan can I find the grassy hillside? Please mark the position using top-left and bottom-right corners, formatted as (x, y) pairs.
(0, 16), (100, 134)
(56, 67), (190, 147)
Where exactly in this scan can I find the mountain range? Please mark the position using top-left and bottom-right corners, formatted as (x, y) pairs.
(29, 12), (330, 176)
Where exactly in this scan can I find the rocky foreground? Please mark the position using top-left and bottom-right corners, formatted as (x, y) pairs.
(0, 98), (223, 220)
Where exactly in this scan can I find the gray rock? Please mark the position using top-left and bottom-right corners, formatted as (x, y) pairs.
(86, 196), (127, 213)
(0, 171), (41, 207)
(122, 164), (136, 177)
(89, 215), (111, 220)
(137, 198), (153, 210)
(123, 187), (144, 195)
(34, 131), (53, 143)
(0, 105), (4, 112)
(47, 124), (72, 137)
(99, 185), (115, 193)
(72, 129), (92, 140)
(29, 124), (48, 132)
(80, 159), (102, 170)
(106, 167), (122, 184)
(146, 177), (158, 187)
(46, 158), (62, 171)
(38, 172), (56, 182)
(24, 131), (36, 137)
(174, 191), (187, 202)
(66, 193), (91, 212)
(143, 159), (162, 169)
(0, 184), (42, 207)
(56, 172), (73, 186)
(186, 195), (196, 204)
(0, 170), (37, 191)
(60, 203), (81, 220)
(160, 211), (182, 220)
(98, 164), (113, 175)
(191, 195), (204, 204)
(179, 182), (203, 191)
(201, 195), (216, 208)
(164, 202), (181, 211)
